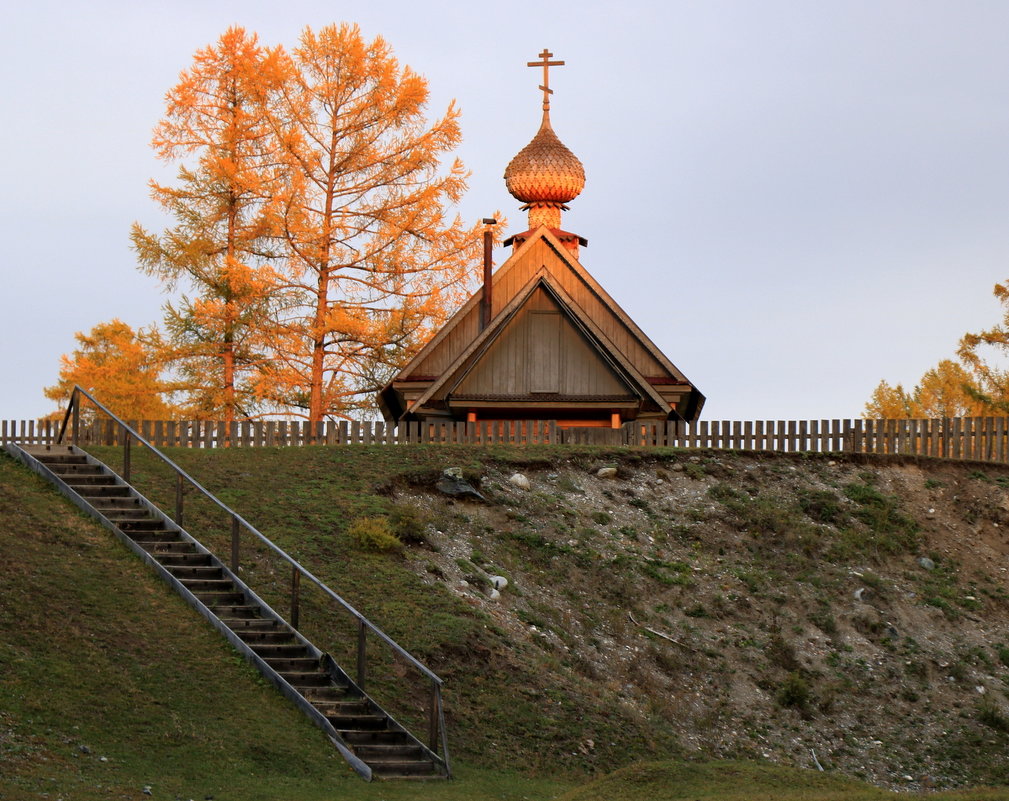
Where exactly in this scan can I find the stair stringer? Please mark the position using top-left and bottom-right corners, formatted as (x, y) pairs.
(4, 442), (441, 781)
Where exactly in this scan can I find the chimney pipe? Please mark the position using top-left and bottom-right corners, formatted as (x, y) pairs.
(480, 218), (496, 330)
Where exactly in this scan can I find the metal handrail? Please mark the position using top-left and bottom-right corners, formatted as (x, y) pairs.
(56, 385), (450, 770)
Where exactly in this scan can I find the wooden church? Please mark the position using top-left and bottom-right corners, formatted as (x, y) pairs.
(378, 51), (704, 430)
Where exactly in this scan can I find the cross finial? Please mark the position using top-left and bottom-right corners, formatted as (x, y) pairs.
(527, 48), (564, 112)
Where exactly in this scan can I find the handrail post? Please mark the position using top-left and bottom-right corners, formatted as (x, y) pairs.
(123, 428), (131, 484)
(290, 567), (301, 630)
(428, 682), (439, 752)
(357, 618), (367, 690)
(175, 473), (184, 525)
(71, 392), (80, 448)
(230, 515), (240, 572)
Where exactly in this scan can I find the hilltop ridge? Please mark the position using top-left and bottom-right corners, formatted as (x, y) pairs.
(5, 443), (1009, 796)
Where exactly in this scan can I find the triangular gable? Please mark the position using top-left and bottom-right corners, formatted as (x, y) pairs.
(405, 271), (673, 417)
(448, 286), (634, 399)
(393, 226), (694, 385)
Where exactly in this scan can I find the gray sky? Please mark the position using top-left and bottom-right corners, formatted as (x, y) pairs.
(2, 0), (1007, 422)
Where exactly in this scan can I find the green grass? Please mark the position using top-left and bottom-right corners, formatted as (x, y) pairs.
(0, 451), (571, 800)
(555, 760), (1009, 801)
(5, 444), (1009, 801)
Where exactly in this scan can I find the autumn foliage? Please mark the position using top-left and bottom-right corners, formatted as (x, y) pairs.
(44, 320), (176, 421)
(52, 24), (487, 423)
(865, 277), (1009, 419)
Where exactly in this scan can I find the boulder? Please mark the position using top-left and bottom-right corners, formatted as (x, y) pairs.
(435, 467), (485, 501)
(508, 473), (531, 489)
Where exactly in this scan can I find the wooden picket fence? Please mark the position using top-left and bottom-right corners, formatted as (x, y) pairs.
(6, 415), (1009, 464)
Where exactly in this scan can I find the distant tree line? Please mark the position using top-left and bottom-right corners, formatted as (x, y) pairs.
(865, 278), (1009, 418)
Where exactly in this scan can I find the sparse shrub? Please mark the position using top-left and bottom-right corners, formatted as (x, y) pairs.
(347, 516), (402, 552)
(798, 489), (844, 525)
(978, 696), (1009, 732)
(557, 476), (584, 494)
(708, 483), (744, 503)
(684, 463), (705, 480)
(389, 504), (430, 546)
(591, 511), (611, 525)
(777, 672), (811, 711)
(684, 603), (709, 618)
(470, 548), (489, 566)
(924, 478), (945, 489)
(997, 645), (1009, 668)
(809, 609), (837, 635)
(840, 482), (920, 556)
(766, 635), (800, 671)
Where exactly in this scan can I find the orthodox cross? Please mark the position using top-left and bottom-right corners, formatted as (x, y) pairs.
(527, 49), (564, 111)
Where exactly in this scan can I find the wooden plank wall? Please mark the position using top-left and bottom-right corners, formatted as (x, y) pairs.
(3, 417), (1009, 463)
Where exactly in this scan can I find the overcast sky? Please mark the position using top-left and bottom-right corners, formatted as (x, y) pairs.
(2, 0), (1007, 423)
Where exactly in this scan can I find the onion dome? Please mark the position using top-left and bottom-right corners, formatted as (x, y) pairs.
(504, 112), (585, 208)
(504, 50), (585, 231)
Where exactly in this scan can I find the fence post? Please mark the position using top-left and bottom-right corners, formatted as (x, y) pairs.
(356, 618), (367, 689)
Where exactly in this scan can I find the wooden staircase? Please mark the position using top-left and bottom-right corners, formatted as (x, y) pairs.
(8, 442), (447, 780)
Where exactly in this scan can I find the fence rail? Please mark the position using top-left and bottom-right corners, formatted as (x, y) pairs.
(5, 415), (1009, 464)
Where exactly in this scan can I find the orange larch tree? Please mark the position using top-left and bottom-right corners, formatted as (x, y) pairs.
(864, 360), (993, 419)
(45, 320), (177, 421)
(131, 27), (286, 423)
(257, 24), (486, 422)
(958, 277), (1009, 414)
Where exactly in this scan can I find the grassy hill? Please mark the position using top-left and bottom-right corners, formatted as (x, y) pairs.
(5, 443), (1009, 799)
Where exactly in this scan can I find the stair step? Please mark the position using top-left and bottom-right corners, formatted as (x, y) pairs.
(236, 629), (296, 645)
(64, 475), (119, 486)
(299, 685), (353, 702)
(127, 530), (183, 543)
(33, 454), (88, 466)
(262, 657), (320, 673)
(223, 617), (283, 632)
(329, 714), (389, 731)
(309, 697), (365, 716)
(181, 578), (234, 593)
(194, 591), (246, 605)
(89, 497), (143, 510)
(139, 541), (198, 555)
(353, 743), (424, 760)
(279, 671), (333, 687)
(341, 729), (411, 746)
(156, 553), (212, 566)
(49, 464), (105, 476)
(118, 519), (173, 532)
(314, 699), (372, 716)
(165, 565), (224, 580)
(369, 759), (437, 777)
(99, 507), (151, 521)
(250, 643), (312, 658)
(208, 604), (260, 618)
(69, 485), (132, 498)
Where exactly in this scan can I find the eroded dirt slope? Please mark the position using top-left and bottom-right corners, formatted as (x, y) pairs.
(390, 451), (1009, 790)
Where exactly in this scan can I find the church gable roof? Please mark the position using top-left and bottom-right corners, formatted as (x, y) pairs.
(386, 262), (676, 420)
(391, 225), (695, 384)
